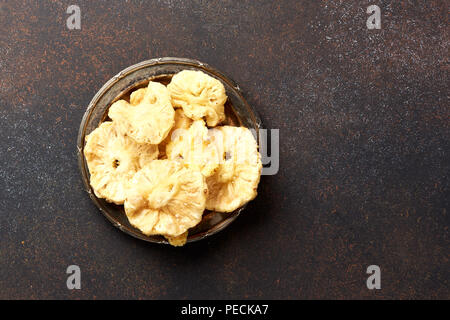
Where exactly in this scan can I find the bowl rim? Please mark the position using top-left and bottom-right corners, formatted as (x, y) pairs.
(77, 57), (262, 245)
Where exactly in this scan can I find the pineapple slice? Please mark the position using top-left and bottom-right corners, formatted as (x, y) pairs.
(159, 108), (193, 157)
(166, 120), (219, 177)
(165, 231), (189, 247)
(124, 160), (207, 238)
(109, 81), (175, 145)
(206, 126), (262, 212)
(83, 121), (158, 204)
(167, 70), (227, 126)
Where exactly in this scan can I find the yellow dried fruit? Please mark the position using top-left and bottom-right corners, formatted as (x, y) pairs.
(108, 82), (175, 144)
(129, 88), (147, 105)
(159, 108), (193, 156)
(167, 70), (227, 126)
(165, 231), (188, 247)
(83, 121), (159, 205)
(206, 126), (262, 212)
(124, 160), (207, 237)
(166, 120), (219, 177)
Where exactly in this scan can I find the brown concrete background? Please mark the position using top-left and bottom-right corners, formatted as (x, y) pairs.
(0, 0), (448, 299)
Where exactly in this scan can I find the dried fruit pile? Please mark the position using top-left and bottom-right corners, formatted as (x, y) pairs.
(84, 70), (262, 246)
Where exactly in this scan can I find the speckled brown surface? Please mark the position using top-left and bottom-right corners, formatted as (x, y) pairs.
(0, 0), (448, 299)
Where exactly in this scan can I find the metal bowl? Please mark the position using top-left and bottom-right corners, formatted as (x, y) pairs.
(77, 57), (262, 244)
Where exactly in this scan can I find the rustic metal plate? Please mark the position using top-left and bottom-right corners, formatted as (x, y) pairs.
(77, 57), (262, 245)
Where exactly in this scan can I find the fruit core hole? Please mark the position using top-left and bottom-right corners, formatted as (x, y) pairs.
(113, 159), (120, 168)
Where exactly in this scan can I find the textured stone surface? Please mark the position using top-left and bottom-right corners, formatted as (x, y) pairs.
(0, 0), (448, 299)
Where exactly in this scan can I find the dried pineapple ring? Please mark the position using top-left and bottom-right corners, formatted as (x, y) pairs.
(83, 121), (159, 205)
(167, 70), (227, 126)
(159, 108), (193, 157)
(129, 88), (147, 105)
(124, 160), (207, 237)
(108, 82), (175, 144)
(166, 120), (219, 177)
(206, 126), (262, 212)
(165, 231), (188, 247)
